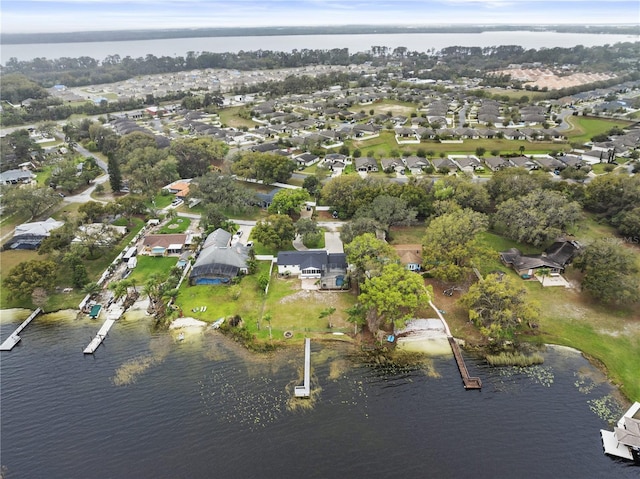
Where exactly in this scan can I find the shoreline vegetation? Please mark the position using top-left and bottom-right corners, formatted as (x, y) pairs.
(3, 24), (639, 45)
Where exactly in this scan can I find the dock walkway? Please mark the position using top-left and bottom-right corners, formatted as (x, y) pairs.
(294, 338), (311, 398)
(430, 301), (482, 390)
(0, 308), (42, 351)
(83, 319), (116, 354)
(83, 303), (124, 354)
(448, 337), (482, 389)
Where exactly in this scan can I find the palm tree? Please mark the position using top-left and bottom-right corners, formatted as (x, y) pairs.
(142, 274), (164, 314)
(109, 281), (128, 303)
(537, 267), (551, 286)
(82, 282), (101, 297)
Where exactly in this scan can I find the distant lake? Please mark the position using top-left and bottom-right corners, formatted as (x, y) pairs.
(1, 31), (638, 63)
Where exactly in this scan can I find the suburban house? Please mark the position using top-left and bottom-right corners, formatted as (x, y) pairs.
(509, 156), (539, 170)
(431, 157), (458, 173)
(294, 152), (320, 168)
(254, 188), (281, 208)
(277, 250), (348, 289)
(404, 156), (431, 174)
(381, 158), (406, 174)
(0, 169), (35, 185)
(499, 240), (581, 278)
(189, 228), (250, 285)
(393, 245), (423, 272)
(142, 234), (188, 256)
(355, 157), (379, 172)
(163, 179), (192, 199)
(450, 155), (483, 173)
(484, 156), (512, 171)
(3, 217), (64, 250)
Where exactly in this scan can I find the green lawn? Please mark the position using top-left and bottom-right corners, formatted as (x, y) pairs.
(158, 217), (191, 234)
(148, 193), (174, 209)
(175, 261), (357, 343)
(175, 261), (271, 324)
(127, 255), (179, 285)
(217, 106), (257, 129)
(564, 116), (634, 144)
(350, 131), (569, 158)
(522, 276), (640, 401)
(260, 272), (357, 341)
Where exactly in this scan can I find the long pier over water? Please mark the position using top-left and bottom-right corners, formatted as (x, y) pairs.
(429, 301), (482, 390)
(0, 308), (42, 351)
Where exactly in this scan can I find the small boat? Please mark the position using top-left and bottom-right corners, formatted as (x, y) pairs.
(177, 332), (185, 341)
(211, 318), (224, 330)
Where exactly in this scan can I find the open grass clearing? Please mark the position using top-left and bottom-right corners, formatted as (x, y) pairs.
(217, 106), (257, 129)
(158, 217), (191, 234)
(522, 275), (640, 401)
(351, 131), (569, 157)
(564, 116), (633, 144)
(260, 273), (358, 341)
(175, 261), (271, 325)
(127, 255), (179, 285)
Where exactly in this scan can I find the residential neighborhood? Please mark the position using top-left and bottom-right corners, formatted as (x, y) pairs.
(1, 11), (640, 477)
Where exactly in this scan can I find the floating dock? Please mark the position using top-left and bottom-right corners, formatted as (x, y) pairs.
(83, 319), (116, 354)
(0, 308), (41, 351)
(294, 338), (311, 398)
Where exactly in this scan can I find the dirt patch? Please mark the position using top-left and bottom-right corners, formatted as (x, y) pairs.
(375, 104), (415, 116)
(278, 289), (342, 309)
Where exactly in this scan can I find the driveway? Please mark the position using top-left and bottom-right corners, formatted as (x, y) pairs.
(324, 231), (344, 254)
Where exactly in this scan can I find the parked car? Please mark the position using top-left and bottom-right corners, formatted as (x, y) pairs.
(235, 230), (243, 237)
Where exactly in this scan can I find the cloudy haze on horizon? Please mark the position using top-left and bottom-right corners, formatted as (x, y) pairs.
(1, 0), (638, 35)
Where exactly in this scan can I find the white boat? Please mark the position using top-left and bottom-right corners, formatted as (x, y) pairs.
(211, 318), (225, 330)
(601, 401), (640, 464)
(177, 332), (185, 341)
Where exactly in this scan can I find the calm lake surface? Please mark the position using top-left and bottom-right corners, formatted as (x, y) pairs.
(1, 31), (638, 63)
(0, 309), (636, 479)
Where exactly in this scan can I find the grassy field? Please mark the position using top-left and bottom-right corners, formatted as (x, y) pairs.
(158, 217), (191, 234)
(175, 261), (357, 343)
(175, 261), (272, 325)
(127, 255), (179, 285)
(351, 131), (569, 158)
(218, 106), (257, 129)
(564, 116), (634, 144)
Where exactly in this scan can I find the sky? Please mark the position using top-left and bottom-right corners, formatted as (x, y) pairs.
(1, 0), (638, 34)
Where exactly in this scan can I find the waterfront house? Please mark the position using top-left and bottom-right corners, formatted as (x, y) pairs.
(277, 250), (348, 289)
(499, 240), (580, 278)
(189, 229), (249, 285)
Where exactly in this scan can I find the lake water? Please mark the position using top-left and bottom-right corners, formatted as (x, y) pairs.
(0, 308), (637, 478)
(1, 31), (638, 63)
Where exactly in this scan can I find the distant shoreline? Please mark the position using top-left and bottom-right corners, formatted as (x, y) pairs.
(3, 24), (639, 45)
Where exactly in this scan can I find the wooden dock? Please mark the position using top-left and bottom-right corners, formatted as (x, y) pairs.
(83, 319), (116, 354)
(294, 338), (311, 398)
(429, 301), (481, 390)
(448, 337), (482, 389)
(0, 308), (42, 351)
